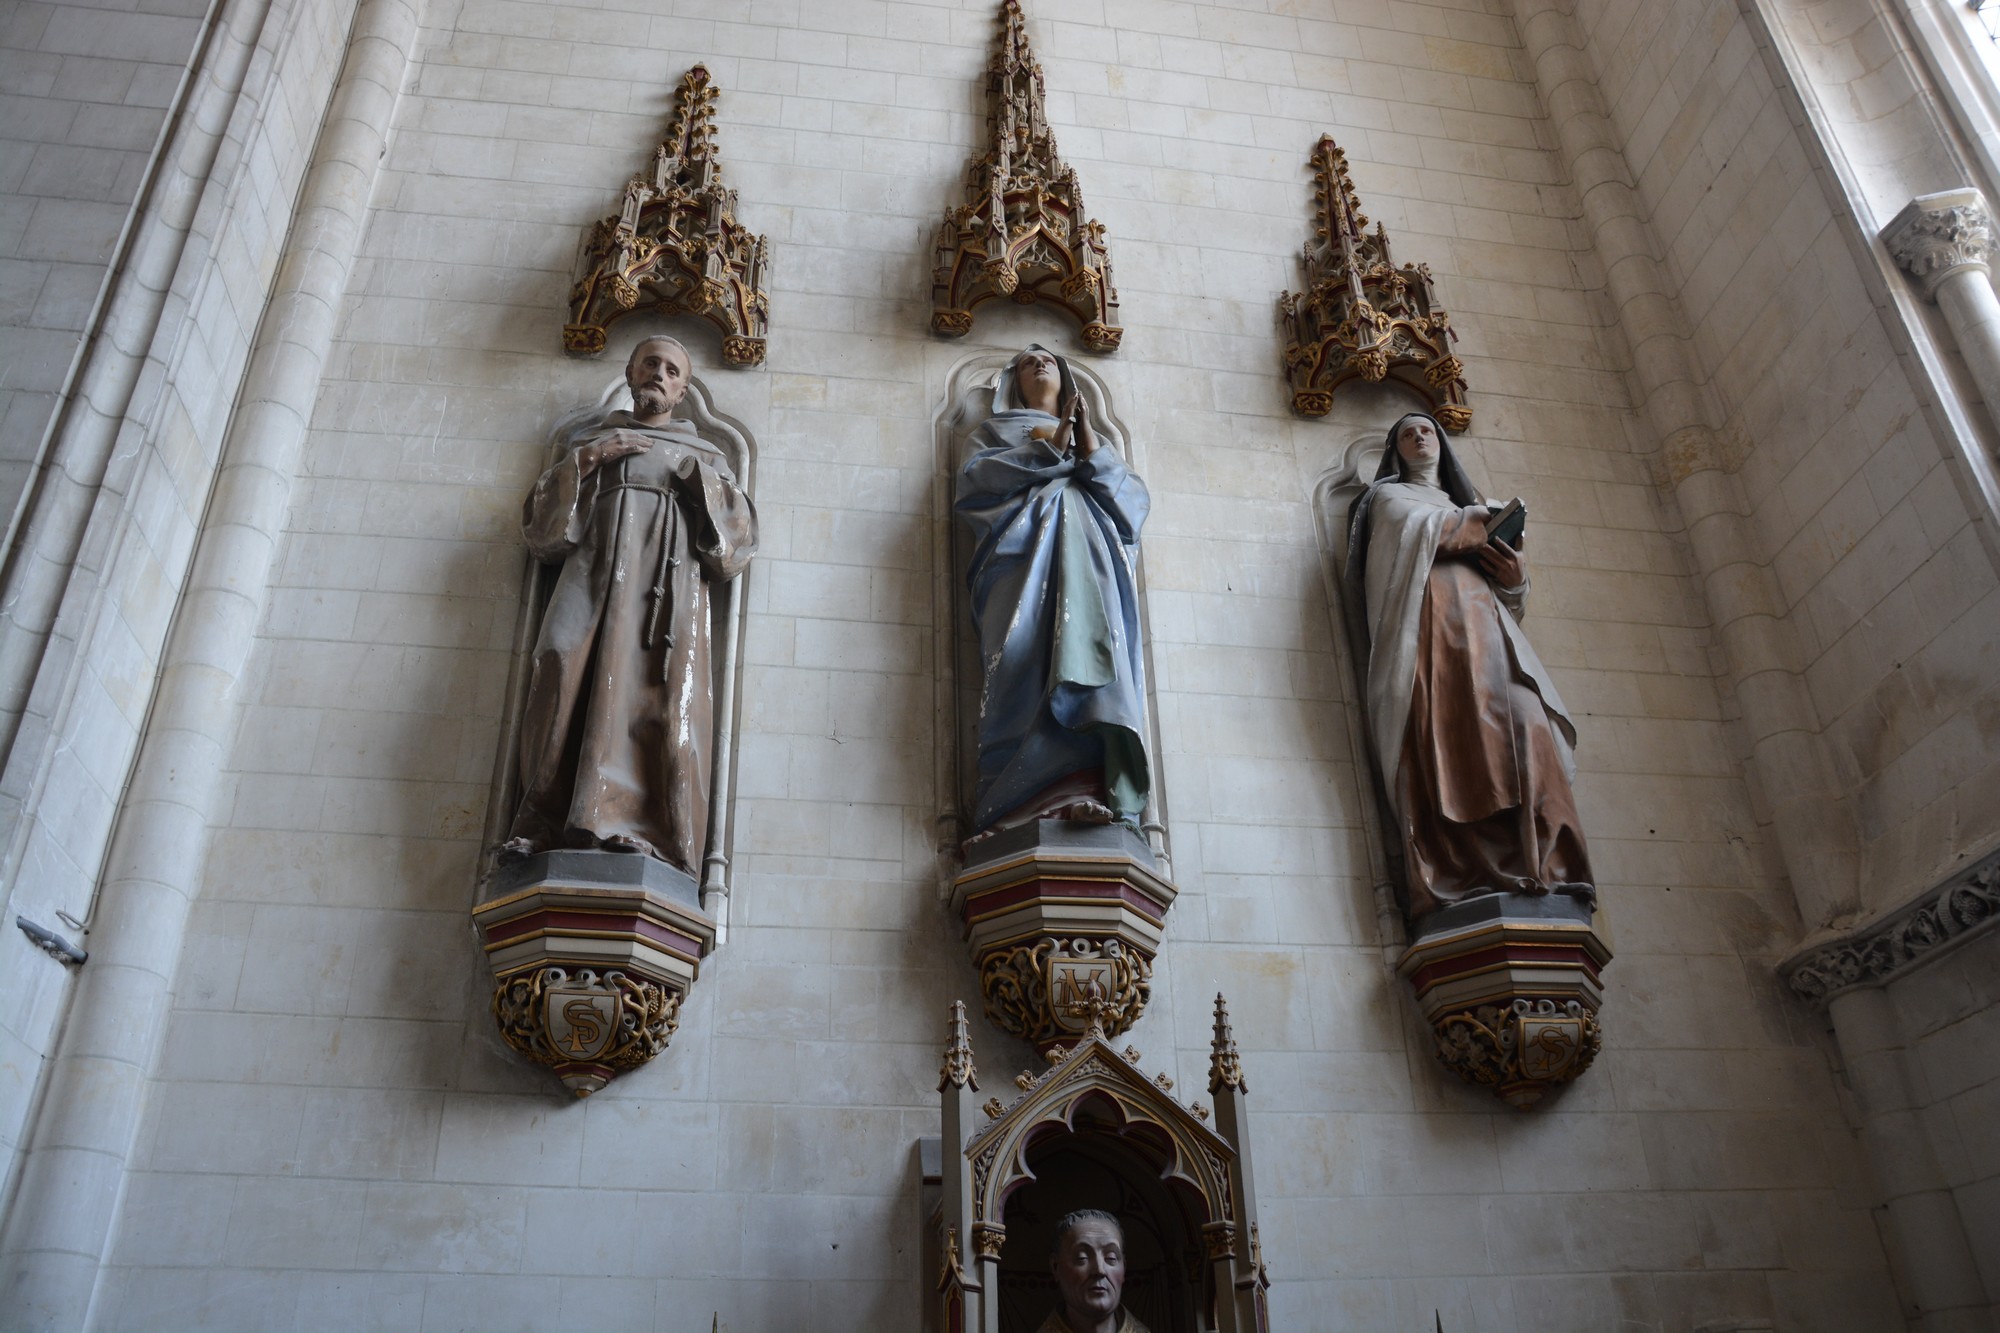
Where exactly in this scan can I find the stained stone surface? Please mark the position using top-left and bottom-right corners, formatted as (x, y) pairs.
(1, 0), (1995, 1327)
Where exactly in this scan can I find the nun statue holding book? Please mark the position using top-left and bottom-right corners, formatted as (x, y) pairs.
(1346, 411), (1595, 924)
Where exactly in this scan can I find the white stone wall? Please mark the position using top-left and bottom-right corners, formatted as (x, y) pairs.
(0, 0), (356, 1225)
(1573, 0), (2000, 926)
(19, 0), (1932, 1327)
(0, 0), (207, 524)
(1884, 930), (2000, 1306)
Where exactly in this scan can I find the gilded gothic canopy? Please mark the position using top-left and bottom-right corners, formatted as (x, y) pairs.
(565, 65), (772, 367)
(930, 0), (1123, 352)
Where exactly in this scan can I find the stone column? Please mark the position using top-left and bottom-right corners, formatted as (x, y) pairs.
(1509, 0), (1859, 926)
(0, 0), (419, 1323)
(1826, 986), (1990, 1332)
(1883, 189), (2000, 416)
(0, 0), (271, 762)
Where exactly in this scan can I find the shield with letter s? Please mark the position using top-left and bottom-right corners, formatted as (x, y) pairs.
(546, 986), (618, 1060)
(1516, 1012), (1583, 1081)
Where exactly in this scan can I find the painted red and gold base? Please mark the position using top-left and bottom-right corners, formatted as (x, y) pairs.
(950, 821), (1175, 1050)
(1395, 903), (1611, 1110)
(473, 851), (716, 1096)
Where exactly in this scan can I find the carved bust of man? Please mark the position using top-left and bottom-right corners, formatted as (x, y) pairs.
(1037, 1209), (1152, 1333)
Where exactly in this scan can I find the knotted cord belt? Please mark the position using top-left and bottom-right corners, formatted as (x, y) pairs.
(598, 476), (684, 680)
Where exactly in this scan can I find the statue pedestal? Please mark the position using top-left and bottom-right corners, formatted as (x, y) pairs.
(1395, 894), (1611, 1109)
(472, 851), (716, 1096)
(949, 821), (1176, 1049)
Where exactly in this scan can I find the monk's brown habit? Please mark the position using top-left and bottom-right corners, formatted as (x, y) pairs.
(1395, 507), (1591, 917)
(510, 413), (756, 877)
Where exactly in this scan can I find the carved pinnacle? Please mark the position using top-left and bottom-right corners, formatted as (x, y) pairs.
(1209, 991), (1246, 1095)
(939, 999), (978, 1092)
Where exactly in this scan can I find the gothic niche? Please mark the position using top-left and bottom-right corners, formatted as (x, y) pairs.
(471, 366), (758, 1097)
(564, 65), (772, 366)
(1312, 425), (1611, 1110)
(932, 349), (1175, 1050)
(927, 998), (1270, 1333)
(929, 0), (1123, 352)
(1280, 135), (1469, 429)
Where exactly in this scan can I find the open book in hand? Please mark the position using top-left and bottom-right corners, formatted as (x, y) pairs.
(1484, 496), (1526, 548)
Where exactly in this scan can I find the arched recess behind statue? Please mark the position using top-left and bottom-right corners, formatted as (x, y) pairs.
(927, 348), (1173, 888)
(1309, 426), (1616, 1110)
(478, 373), (756, 941)
(1310, 430), (1411, 950)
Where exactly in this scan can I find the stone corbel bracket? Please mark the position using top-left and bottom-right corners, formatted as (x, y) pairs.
(1280, 135), (1469, 428)
(1780, 845), (2000, 1007)
(928, 0), (1122, 352)
(949, 821), (1175, 1050)
(564, 64), (771, 365)
(473, 851), (717, 1097)
(1395, 900), (1612, 1109)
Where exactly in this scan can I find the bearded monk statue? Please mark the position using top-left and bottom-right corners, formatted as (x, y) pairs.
(502, 335), (757, 875)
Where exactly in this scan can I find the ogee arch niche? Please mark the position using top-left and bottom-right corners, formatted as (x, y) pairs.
(995, 1110), (1207, 1333)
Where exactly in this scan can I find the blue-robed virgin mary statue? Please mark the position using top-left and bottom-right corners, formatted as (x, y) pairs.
(955, 345), (1153, 837)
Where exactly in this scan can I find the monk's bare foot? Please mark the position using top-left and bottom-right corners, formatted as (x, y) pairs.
(496, 837), (537, 860)
(601, 834), (651, 854)
(1048, 799), (1115, 824)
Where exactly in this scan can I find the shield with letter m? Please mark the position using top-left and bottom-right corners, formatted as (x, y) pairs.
(1046, 955), (1114, 1033)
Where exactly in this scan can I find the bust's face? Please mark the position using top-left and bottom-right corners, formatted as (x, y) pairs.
(1394, 415), (1440, 468)
(1051, 1217), (1125, 1323)
(627, 340), (690, 420)
(1013, 348), (1062, 411)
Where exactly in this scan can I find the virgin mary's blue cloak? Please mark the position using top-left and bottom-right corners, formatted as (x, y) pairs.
(955, 348), (1152, 834)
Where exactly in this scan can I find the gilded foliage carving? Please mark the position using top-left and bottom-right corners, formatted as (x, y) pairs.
(565, 65), (771, 364)
(491, 965), (684, 1097)
(928, 1), (1121, 350)
(978, 935), (1151, 1046)
(1430, 997), (1601, 1110)
(972, 1222), (1008, 1261)
(1279, 135), (1468, 428)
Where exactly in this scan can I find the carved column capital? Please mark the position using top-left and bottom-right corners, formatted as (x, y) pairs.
(1883, 188), (1997, 301)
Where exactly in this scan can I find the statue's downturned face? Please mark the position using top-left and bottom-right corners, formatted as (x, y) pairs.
(1394, 414), (1441, 468)
(1013, 347), (1062, 412)
(627, 339), (691, 419)
(1051, 1216), (1125, 1322)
